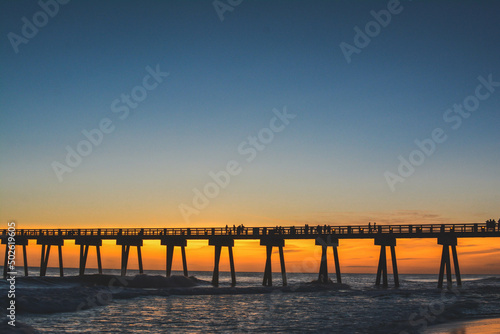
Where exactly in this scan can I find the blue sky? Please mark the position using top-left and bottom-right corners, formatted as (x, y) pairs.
(1, 0), (499, 227)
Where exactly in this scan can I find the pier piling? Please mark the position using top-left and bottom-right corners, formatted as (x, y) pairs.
(37, 237), (64, 277)
(261, 237), (286, 286)
(2, 237), (29, 278)
(161, 237), (188, 277)
(75, 237), (103, 275)
(437, 236), (461, 289)
(315, 236), (341, 284)
(117, 237), (143, 276)
(374, 236), (398, 288)
(209, 237), (236, 286)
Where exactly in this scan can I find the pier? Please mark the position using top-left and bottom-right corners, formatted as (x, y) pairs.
(2, 222), (499, 288)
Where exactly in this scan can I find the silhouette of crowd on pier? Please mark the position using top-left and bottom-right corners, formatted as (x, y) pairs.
(486, 219), (498, 231)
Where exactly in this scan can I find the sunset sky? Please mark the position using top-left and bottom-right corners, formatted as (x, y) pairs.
(1, 1), (499, 274)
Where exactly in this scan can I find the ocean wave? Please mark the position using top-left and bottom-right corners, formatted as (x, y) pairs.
(467, 276), (500, 283)
(1, 274), (351, 315)
(0, 320), (36, 334)
(1, 274), (198, 289)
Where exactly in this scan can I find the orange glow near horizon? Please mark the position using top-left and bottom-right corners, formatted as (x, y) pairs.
(3, 237), (499, 275)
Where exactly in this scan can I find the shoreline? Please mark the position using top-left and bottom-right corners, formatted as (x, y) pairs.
(424, 317), (500, 334)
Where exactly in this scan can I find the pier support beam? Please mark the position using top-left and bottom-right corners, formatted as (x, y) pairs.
(2, 237), (29, 278)
(161, 237), (188, 277)
(121, 245), (130, 276)
(116, 237), (143, 276)
(437, 236), (461, 289)
(96, 244), (103, 274)
(75, 237), (103, 276)
(37, 237), (64, 277)
(209, 237), (236, 287)
(375, 236), (398, 288)
(315, 236), (341, 284)
(261, 237), (287, 286)
(80, 245), (89, 276)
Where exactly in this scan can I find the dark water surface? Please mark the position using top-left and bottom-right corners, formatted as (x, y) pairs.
(2, 269), (499, 333)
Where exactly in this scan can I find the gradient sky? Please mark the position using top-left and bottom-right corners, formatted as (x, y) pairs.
(1, 1), (499, 273)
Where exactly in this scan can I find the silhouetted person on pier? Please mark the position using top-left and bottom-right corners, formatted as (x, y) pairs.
(368, 222), (372, 233)
(486, 219), (490, 229)
(486, 219), (496, 231)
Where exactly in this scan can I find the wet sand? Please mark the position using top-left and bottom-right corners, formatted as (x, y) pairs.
(425, 317), (500, 334)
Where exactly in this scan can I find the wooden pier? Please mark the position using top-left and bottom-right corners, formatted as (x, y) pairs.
(2, 222), (499, 288)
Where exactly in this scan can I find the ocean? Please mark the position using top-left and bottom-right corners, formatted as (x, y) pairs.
(2, 268), (500, 333)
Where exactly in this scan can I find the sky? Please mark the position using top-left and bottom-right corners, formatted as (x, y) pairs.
(1, 0), (499, 274)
